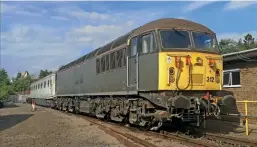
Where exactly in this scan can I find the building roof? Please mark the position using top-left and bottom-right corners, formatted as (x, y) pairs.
(21, 71), (29, 78)
(222, 48), (257, 62)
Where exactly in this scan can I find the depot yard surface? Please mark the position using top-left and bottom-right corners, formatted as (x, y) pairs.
(0, 104), (186, 147)
(1, 104), (257, 147)
(0, 104), (124, 147)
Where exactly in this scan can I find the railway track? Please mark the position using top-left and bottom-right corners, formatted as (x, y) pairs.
(145, 131), (216, 147)
(204, 132), (257, 147)
(56, 110), (216, 147)
(52, 107), (257, 147)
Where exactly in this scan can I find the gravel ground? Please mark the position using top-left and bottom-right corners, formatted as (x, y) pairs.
(2, 103), (256, 147)
(0, 103), (124, 147)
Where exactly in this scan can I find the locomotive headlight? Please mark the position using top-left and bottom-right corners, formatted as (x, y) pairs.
(169, 76), (175, 83)
(196, 57), (202, 64)
(216, 69), (220, 76)
(169, 67), (175, 75)
(216, 78), (220, 83)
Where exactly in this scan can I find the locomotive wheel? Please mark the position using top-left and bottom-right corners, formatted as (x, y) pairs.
(140, 121), (152, 131)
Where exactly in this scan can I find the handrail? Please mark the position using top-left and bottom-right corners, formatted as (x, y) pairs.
(236, 100), (257, 136)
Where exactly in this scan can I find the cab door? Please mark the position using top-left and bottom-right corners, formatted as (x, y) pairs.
(127, 36), (139, 91)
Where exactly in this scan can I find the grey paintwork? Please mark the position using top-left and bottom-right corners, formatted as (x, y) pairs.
(30, 73), (56, 99)
(56, 50), (159, 96)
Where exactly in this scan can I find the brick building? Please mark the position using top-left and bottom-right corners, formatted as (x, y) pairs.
(222, 48), (257, 119)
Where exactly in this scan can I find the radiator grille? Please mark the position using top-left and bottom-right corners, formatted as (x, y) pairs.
(192, 74), (204, 84)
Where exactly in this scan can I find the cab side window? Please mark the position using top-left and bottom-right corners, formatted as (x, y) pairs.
(140, 32), (157, 54)
(130, 37), (138, 56)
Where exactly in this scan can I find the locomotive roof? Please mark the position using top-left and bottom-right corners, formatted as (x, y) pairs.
(58, 18), (214, 71)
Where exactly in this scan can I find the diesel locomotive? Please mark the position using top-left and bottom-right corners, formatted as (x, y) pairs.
(29, 18), (231, 130)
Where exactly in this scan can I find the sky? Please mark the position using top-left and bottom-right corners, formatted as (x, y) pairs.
(1, 1), (257, 77)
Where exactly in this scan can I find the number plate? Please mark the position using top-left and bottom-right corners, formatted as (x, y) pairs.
(206, 77), (215, 82)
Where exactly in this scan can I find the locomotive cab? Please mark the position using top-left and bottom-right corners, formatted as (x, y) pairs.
(126, 20), (224, 129)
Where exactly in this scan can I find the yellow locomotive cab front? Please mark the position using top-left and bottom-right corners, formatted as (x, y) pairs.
(158, 52), (223, 91)
(157, 29), (223, 92)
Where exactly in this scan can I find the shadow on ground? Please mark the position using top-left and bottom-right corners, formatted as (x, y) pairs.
(2, 104), (20, 109)
(0, 114), (34, 131)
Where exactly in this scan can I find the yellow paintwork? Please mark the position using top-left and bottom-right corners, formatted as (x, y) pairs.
(158, 51), (223, 90)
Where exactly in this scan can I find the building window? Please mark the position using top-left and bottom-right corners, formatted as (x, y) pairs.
(44, 81), (46, 88)
(223, 69), (241, 87)
(48, 80), (50, 87)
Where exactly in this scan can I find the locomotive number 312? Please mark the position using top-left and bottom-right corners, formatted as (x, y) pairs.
(206, 77), (215, 82)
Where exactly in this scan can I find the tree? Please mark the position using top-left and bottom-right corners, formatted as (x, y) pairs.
(38, 69), (53, 79)
(0, 69), (14, 99)
(16, 71), (22, 80)
(218, 33), (257, 54)
(218, 39), (240, 54)
(244, 33), (254, 48)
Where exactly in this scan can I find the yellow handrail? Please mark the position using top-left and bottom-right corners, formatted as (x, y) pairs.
(236, 100), (257, 136)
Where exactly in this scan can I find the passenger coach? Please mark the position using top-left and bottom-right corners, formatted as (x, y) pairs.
(29, 73), (56, 106)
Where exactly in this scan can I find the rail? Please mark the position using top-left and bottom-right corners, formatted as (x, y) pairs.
(204, 132), (257, 147)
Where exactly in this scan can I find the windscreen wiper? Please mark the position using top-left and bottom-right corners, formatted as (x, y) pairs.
(195, 32), (209, 39)
(172, 28), (186, 37)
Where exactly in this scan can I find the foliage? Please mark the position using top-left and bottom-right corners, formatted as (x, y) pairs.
(219, 33), (257, 54)
(12, 76), (33, 92)
(0, 69), (14, 100)
(39, 69), (53, 79)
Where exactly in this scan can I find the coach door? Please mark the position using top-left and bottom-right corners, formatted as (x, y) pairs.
(127, 36), (139, 91)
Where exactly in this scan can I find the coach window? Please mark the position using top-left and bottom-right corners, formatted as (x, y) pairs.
(48, 80), (50, 87)
(140, 32), (157, 54)
(44, 81), (46, 88)
(122, 48), (127, 67)
(130, 37), (138, 56)
(105, 54), (110, 71)
(38, 84), (40, 89)
(50, 80), (52, 87)
(116, 49), (123, 68)
(223, 69), (241, 88)
(96, 58), (100, 73)
(110, 52), (116, 70)
(101, 56), (105, 72)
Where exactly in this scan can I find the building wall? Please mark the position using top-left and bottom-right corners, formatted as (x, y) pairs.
(223, 61), (257, 123)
